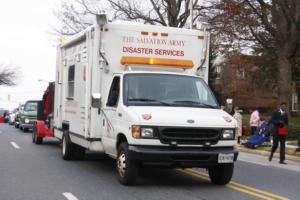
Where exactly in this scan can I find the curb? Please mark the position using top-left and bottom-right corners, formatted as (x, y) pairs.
(238, 145), (300, 163)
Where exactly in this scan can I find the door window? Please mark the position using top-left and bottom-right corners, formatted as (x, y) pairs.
(106, 77), (120, 107)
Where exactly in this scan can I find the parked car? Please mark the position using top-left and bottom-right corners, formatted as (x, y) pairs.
(0, 109), (9, 123)
(4, 111), (10, 123)
(9, 108), (19, 125)
(14, 105), (24, 128)
(20, 101), (39, 132)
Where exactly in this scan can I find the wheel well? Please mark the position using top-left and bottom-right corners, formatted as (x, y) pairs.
(62, 122), (69, 131)
(116, 133), (127, 149)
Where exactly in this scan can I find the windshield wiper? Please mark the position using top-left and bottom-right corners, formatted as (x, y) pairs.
(128, 98), (171, 106)
(173, 100), (217, 108)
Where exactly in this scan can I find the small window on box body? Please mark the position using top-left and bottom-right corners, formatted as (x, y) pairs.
(68, 65), (75, 98)
(107, 77), (120, 107)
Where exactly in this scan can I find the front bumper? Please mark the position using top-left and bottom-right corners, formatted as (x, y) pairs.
(128, 145), (238, 168)
(21, 123), (34, 129)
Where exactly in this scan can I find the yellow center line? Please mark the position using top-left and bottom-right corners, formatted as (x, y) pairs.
(177, 169), (290, 200)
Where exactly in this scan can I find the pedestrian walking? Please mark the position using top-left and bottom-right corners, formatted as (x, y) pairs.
(233, 106), (242, 144)
(249, 108), (260, 135)
(268, 102), (288, 164)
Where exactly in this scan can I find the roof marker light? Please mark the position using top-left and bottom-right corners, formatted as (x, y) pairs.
(120, 56), (194, 68)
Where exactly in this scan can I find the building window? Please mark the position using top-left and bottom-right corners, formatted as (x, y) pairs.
(292, 92), (298, 111)
(237, 68), (245, 79)
(68, 65), (75, 98)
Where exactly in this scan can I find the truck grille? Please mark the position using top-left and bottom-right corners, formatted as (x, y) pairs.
(159, 127), (220, 145)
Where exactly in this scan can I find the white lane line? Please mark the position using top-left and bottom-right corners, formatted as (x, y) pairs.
(62, 192), (79, 200)
(10, 141), (20, 149)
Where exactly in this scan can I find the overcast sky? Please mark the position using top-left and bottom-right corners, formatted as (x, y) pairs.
(0, 0), (59, 109)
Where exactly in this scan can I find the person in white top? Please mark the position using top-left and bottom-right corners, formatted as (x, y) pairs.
(233, 106), (242, 144)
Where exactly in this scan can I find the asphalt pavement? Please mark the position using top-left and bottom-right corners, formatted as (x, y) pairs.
(0, 123), (299, 200)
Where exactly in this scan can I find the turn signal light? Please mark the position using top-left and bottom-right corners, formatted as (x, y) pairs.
(132, 125), (140, 138)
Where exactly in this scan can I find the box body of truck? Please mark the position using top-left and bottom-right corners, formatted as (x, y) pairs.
(53, 15), (238, 185)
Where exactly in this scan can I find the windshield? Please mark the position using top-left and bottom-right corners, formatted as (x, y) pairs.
(124, 74), (219, 108)
(24, 102), (37, 112)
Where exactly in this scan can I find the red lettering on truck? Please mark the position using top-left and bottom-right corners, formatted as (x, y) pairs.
(123, 47), (153, 54)
(154, 49), (184, 57)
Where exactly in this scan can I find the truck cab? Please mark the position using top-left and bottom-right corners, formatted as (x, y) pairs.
(101, 71), (238, 185)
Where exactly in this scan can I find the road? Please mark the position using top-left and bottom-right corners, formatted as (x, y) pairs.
(0, 123), (299, 200)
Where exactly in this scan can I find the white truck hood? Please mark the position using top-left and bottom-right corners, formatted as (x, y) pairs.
(129, 106), (236, 128)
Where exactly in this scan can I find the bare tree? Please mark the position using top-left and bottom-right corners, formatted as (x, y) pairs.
(54, 0), (208, 35)
(108, 0), (206, 27)
(207, 0), (300, 113)
(0, 65), (19, 86)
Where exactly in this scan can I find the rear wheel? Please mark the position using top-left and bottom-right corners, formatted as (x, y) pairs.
(117, 142), (139, 185)
(62, 131), (85, 160)
(208, 163), (234, 185)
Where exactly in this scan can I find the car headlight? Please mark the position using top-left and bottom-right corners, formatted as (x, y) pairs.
(25, 118), (29, 124)
(221, 129), (235, 140)
(141, 128), (154, 138)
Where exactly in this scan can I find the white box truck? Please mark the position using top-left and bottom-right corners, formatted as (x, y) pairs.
(53, 14), (238, 185)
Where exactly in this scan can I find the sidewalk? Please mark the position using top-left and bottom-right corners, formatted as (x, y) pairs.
(238, 151), (300, 173)
(238, 144), (300, 163)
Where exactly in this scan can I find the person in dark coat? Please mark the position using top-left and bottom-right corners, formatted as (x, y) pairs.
(268, 102), (288, 164)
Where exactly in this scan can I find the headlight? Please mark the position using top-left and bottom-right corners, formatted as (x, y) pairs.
(141, 128), (154, 138)
(221, 129), (235, 140)
(25, 118), (30, 124)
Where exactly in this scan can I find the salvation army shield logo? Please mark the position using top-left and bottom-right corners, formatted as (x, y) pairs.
(142, 114), (152, 120)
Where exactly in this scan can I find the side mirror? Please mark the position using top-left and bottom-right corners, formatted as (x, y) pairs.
(91, 93), (101, 108)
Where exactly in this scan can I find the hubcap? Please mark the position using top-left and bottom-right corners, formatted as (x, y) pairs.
(117, 152), (126, 177)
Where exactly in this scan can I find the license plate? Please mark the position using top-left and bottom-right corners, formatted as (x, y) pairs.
(218, 153), (234, 163)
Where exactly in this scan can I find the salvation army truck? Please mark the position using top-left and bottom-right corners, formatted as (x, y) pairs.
(53, 14), (238, 185)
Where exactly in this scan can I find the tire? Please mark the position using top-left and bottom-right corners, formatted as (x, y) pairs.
(116, 142), (139, 185)
(36, 137), (43, 145)
(15, 123), (19, 128)
(208, 163), (234, 185)
(32, 127), (36, 143)
(61, 131), (85, 160)
(32, 126), (43, 145)
(23, 128), (28, 132)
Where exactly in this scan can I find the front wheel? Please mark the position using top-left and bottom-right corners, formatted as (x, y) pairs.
(208, 163), (234, 185)
(117, 142), (139, 185)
